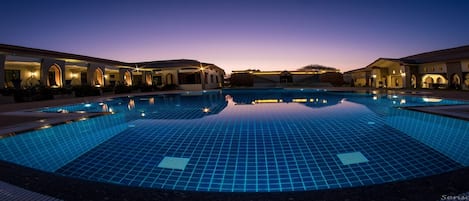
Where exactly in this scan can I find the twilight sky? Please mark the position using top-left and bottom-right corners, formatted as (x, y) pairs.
(1, 0), (469, 73)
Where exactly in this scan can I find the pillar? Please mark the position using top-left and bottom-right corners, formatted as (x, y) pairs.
(401, 64), (411, 89)
(0, 54), (5, 88)
(87, 63), (105, 86)
(40, 59), (65, 87)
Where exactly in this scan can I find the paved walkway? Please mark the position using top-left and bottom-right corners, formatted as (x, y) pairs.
(0, 181), (62, 201)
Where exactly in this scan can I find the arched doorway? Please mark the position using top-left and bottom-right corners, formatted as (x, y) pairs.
(94, 68), (104, 87)
(411, 74), (417, 88)
(166, 73), (174, 85)
(423, 77), (434, 88)
(145, 73), (152, 85)
(124, 71), (132, 86)
(280, 71), (292, 84)
(451, 74), (461, 89)
(47, 64), (62, 87)
(422, 74), (447, 89)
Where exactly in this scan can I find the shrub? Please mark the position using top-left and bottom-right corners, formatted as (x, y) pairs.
(114, 85), (132, 94)
(13, 87), (54, 102)
(73, 85), (101, 97)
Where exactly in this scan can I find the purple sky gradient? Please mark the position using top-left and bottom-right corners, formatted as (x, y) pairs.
(1, 0), (469, 73)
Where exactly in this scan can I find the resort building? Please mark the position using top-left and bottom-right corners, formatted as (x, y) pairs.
(345, 45), (469, 90)
(230, 65), (343, 87)
(0, 44), (224, 91)
(136, 60), (224, 90)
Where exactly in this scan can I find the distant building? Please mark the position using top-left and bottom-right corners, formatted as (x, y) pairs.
(0, 44), (224, 91)
(137, 60), (224, 90)
(345, 45), (469, 90)
(230, 65), (343, 87)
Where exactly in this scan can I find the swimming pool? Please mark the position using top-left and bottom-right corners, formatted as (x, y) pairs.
(0, 89), (468, 192)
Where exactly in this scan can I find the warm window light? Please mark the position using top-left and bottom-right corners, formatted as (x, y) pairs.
(371, 74), (377, 78)
(292, 99), (307, 103)
(401, 72), (406, 76)
(104, 75), (108, 79)
(71, 73), (77, 78)
(30, 71), (36, 77)
(202, 107), (210, 113)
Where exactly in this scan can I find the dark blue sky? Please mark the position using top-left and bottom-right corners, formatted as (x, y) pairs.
(2, 0), (469, 72)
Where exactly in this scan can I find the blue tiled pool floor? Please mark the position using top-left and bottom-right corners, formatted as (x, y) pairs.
(55, 99), (462, 192)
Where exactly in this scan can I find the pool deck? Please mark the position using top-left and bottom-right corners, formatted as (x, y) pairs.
(0, 87), (468, 201)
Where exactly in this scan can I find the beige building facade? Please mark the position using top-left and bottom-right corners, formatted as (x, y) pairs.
(0, 44), (224, 91)
(345, 45), (469, 90)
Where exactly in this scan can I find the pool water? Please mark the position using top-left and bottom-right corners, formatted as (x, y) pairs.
(1, 89), (468, 192)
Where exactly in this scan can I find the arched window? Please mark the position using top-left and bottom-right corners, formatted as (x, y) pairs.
(124, 71), (132, 86)
(145, 73), (152, 85)
(280, 71), (292, 83)
(94, 68), (104, 87)
(47, 64), (62, 87)
(451, 74), (461, 89)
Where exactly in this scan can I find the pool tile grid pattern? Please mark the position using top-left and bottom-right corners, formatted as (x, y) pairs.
(56, 100), (462, 192)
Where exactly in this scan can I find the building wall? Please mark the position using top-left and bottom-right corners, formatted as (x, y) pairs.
(255, 74), (280, 83)
(461, 60), (469, 72)
(179, 84), (203, 91)
(203, 67), (223, 89)
(105, 71), (119, 86)
(351, 71), (367, 87)
(4, 62), (41, 87)
(419, 62), (447, 74)
(160, 69), (178, 85)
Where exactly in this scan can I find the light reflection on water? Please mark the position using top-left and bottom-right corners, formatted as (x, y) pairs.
(0, 89), (468, 192)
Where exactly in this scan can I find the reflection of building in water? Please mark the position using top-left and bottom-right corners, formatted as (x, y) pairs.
(124, 92), (227, 120)
(128, 99), (135, 110)
(226, 91), (344, 108)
